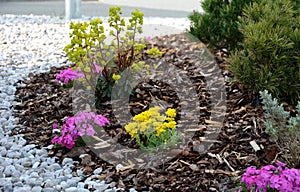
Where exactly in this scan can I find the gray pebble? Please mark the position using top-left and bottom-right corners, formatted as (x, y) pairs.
(3, 165), (16, 177)
(93, 167), (103, 175)
(65, 187), (78, 192)
(62, 158), (73, 166)
(32, 186), (42, 192)
(22, 161), (32, 167)
(66, 179), (77, 187)
(32, 161), (40, 169)
(0, 146), (7, 156)
(42, 187), (56, 192)
(49, 163), (61, 171)
(13, 186), (32, 192)
(78, 189), (90, 192)
(60, 181), (68, 189)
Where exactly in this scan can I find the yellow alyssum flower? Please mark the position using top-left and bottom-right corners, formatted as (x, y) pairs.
(166, 108), (176, 118)
(139, 122), (148, 133)
(165, 121), (176, 129)
(155, 126), (166, 136)
(112, 73), (121, 81)
(133, 111), (150, 122)
(125, 106), (178, 148)
(125, 122), (138, 137)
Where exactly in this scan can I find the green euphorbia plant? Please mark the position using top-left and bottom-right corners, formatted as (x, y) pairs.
(63, 6), (162, 106)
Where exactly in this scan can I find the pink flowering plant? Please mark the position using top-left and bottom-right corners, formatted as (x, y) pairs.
(52, 111), (109, 149)
(238, 161), (300, 192)
(56, 67), (85, 88)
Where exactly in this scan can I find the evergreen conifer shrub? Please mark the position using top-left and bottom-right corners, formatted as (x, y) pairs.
(188, 0), (260, 52)
(228, 0), (300, 105)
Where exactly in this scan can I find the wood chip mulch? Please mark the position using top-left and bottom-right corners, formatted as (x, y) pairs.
(12, 33), (282, 191)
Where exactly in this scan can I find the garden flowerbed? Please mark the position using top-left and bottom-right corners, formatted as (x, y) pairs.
(11, 33), (283, 191)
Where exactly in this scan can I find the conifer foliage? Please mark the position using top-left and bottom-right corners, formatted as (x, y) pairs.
(228, 0), (300, 105)
(188, 0), (259, 52)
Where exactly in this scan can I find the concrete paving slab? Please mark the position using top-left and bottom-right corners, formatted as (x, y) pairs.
(0, 0), (203, 18)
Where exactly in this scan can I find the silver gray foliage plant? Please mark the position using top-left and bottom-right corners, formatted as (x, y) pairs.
(260, 90), (300, 167)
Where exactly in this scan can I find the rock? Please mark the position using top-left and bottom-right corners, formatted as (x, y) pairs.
(29, 172), (39, 178)
(22, 161), (32, 167)
(65, 187), (78, 192)
(78, 189), (90, 192)
(93, 167), (103, 175)
(60, 181), (68, 189)
(3, 165), (16, 177)
(42, 188), (56, 192)
(32, 186), (42, 192)
(66, 179), (77, 187)
(32, 162), (40, 169)
(0, 146), (7, 156)
(49, 163), (61, 171)
(62, 158), (73, 166)
(13, 186), (32, 192)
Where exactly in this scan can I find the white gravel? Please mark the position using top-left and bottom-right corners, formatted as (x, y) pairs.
(0, 14), (189, 192)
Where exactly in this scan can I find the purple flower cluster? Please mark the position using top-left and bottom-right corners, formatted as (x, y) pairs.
(240, 162), (300, 192)
(55, 67), (85, 85)
(52, 111), (109, 149)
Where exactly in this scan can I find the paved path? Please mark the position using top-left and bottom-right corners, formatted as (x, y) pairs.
(0, 0), (203, 18)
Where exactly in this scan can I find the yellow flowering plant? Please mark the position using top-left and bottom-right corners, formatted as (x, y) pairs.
(125, 106), (181, 151)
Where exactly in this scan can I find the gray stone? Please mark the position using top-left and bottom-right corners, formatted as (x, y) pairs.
(62, 158), (73, 166)
(95, 183), (110, 191)
(65, 187), (78, 192)
(23, 144), (36, 151)
(0, 146), (7, 156)
(66, 178), (77, 187)
(40, 162), (48, 168)
(60, 181), (68, 189)
(77, 182), (85, 188)
(32, 186), (42, 192)
(49, 163), (61, 171)
(3, 165), (16, 177)
(76, 170), (84, 177)
(32, 161), (40, 169)
(42, 187), (56, 192)
(55, 184), (63, 191)
(6, 151), (21, 158)
(13, 186), (32, 192)
(44, 179), (55, 188)
(93, 167), (103, 175)
(78, 189), (90, 192)
(30, 172), (39, 178)
(22, 161), (32, 167)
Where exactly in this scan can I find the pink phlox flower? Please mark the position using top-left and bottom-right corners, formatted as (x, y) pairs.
(51, 135), (61, 145)
(56, 67), (85, 85)
(52, 123), (58, 129)
(261, 164), (276, 172)
(94, 114), (110, 127)
(86, 124), (96, 136)
(60, 134), (76, 149)
(276, 161), (286, 168)
(269, 174), (281, 189)
(52, 112), (110, 149)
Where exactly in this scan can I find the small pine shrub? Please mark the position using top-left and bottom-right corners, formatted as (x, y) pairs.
(188, 0), (260, 52)
(228, 0), (300, 105)
(260, 90), (300, 167)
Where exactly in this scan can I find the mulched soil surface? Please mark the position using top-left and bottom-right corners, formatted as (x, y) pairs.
(12, 33), (283, 191)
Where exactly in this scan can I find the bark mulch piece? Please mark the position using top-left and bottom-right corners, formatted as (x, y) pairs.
(12, 33), (282, 191)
